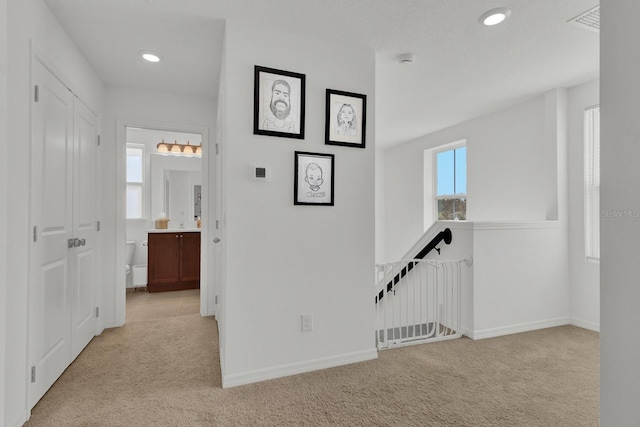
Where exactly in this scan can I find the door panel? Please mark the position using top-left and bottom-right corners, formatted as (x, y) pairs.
(71, 98), (97, 361)
(180, 232), (201, 282)
(29, 58), (74, 408)
(41, 261), (68, 363)
(148, 233), (180, 284)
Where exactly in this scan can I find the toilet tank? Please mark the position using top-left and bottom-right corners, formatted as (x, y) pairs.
(126, 240), (136, 265)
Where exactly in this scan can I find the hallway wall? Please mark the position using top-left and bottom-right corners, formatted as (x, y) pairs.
(0, 0), (8, 423)
(601, 0), (640, 423)
(5, 0), (104, 425)
(375, 148), (386, 264)
(220, 20), (377, 386)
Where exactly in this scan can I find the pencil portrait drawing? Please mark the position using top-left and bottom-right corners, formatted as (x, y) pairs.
(325, 89), (366, 148)
(254, 66), (306, 139)
(294, 151), (335, 206)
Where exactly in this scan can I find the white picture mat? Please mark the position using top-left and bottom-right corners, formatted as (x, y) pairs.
(328, 93), (363, 144)
(258, 71), (302, 134)
(296, 154), (333, 204)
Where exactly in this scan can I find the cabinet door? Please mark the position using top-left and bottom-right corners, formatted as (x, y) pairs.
(180, 232), (201, 283)
(148, 233), (180, 284)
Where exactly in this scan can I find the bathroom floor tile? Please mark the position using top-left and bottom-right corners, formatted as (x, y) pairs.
(182, 289), (200, 298)
(126, 290), (151, 305)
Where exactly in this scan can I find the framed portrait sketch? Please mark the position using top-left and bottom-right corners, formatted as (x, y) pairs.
(254, 65), (306, 139)
(325, 89), (367, 148)
(294, 151), (335, 206)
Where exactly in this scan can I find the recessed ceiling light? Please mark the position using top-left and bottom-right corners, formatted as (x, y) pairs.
(140, 51), (163, 63)
(479, 7), (512, 26)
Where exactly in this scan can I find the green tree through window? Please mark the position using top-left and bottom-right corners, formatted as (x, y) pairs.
(436, 146), (466, 220)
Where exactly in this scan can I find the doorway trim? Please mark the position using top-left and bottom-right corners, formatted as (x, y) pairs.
(115, 117), (210, 326)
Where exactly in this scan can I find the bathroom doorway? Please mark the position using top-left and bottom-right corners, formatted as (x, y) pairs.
(117, 121), (210, 324)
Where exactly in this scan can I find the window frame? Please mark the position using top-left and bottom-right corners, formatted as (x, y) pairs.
(433, 142), (467, 221)
(126, 143), (145, 220)
(584, 105), (600, 262)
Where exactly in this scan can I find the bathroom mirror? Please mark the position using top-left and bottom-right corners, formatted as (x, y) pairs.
(150, 154), (202, 226)
(164, 170), (202, 221)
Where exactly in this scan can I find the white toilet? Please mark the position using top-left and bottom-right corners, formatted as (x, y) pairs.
(125, 240), (136, 276)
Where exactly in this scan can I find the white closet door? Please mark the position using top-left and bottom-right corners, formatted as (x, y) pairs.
(29, 58), (74, 408)
(70, 97), (97, 361)
(28, 59), (98, 409)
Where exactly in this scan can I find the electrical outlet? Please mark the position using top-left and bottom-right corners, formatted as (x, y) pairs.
(301, 314), (313, 332)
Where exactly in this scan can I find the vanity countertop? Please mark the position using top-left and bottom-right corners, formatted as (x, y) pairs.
(147, 228), (201, 233)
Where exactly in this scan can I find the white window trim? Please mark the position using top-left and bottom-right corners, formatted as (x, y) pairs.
(584, 105), (600, 262)
(433, 141), (467, 221)
(126, 143), (146, 220)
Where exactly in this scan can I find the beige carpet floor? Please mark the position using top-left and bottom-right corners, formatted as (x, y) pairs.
(25, 314), (599, 427)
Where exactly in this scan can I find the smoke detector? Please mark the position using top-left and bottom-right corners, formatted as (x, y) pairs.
(567, 5), (599, 33)
(397, 53), (416, 65)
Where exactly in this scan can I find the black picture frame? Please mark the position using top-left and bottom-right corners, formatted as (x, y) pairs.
(294, 151), (335, 206)
(325, 89), (366, 148)
(254, 66), (306, 139)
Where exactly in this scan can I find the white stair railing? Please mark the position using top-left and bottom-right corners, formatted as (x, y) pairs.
(375, 259), (462, 350)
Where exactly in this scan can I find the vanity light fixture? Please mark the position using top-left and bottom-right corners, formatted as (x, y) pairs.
(140, 51), (163, 63)
(479, 7), (512, 26)
(170, 141), (182, 153)
(157, 140), (170, 153)
(182, 141), (194, 154)
(156, 139), (202, 156)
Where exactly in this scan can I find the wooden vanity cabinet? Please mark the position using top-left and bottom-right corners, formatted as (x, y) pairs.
(147, 231), (201, 292)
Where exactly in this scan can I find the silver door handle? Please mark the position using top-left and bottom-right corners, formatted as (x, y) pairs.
(213, 238), (221, 243)
(68, 238), (86, 248)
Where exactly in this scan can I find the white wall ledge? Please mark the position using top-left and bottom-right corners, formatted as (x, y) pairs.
(472, 220), (561, 230)
(433, 220), (561, 231)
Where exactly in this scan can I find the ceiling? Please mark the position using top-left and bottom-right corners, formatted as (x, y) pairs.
(43, 0), (599, 149)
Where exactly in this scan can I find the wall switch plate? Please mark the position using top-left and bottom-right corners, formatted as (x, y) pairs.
(301, 314), (313, 332)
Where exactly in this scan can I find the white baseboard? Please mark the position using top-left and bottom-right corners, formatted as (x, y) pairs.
(222, 348), (378, 389)
(9, 410), (29, 427)
(219, 348), (225, 381)
(467, 317), (570, 340)
(102, 321), (116, 329)
(569, 318), (600, 332)
(102, 320), (122, 329)
(461, 326), (473, 338)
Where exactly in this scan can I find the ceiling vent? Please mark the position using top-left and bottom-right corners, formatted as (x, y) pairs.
(568, 5), (599, 33)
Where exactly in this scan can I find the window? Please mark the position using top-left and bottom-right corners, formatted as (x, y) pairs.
(126, 144), (144, 219)
(435, 145), (467, 220)
(584, 105), (600, 260)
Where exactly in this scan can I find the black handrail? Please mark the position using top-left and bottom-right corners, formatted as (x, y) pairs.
(375, 228), (452, 303)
